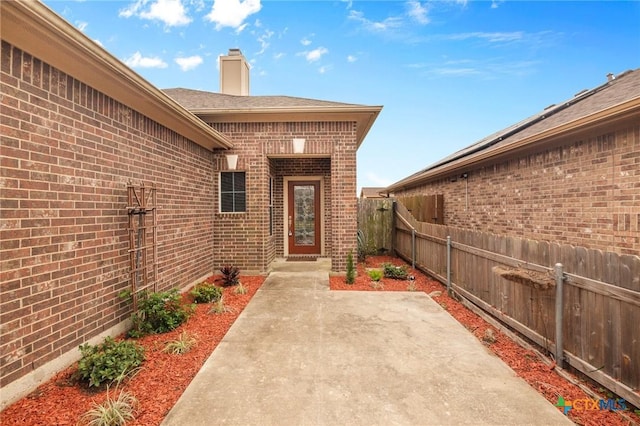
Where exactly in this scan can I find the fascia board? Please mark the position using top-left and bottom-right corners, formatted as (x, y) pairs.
(1, 1), (233, 151)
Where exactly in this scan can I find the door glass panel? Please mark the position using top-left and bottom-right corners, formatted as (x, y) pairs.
(294, 185), (315, 246)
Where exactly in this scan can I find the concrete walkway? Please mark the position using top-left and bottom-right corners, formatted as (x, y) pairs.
(162, 260), (572, 426)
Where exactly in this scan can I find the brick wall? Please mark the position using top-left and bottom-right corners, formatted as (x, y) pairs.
(209, 122), (357, 271)
(393, 120), (640, 256)
(0, 42), (216, 392)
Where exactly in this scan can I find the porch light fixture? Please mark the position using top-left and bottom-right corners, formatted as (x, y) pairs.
(292, 138), (305, 154)
(225, 154), (238, 170)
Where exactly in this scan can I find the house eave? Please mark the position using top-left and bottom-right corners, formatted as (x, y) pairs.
(1, 1), (233, 151)
(193, 106), (382, 149)
(385, 97), (640, 193)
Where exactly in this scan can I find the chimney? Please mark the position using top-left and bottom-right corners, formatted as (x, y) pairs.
(219, 48), (250, 96)
(607, 72), (615, 82)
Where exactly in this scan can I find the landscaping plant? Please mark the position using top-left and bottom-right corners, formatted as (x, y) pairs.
(163, 331), (197, 355)
(209, 296), (233, 314)
(346, 251), (356, 284)
(190, 283), (222, 303)
(129, 289), (193, 337)
(368, 269), (383, 282)
(382, 263), (409, 280)
(233, 281), (248, 295)
(76, 337), (145, 388)
(219, 265), (241, 287)
(80, 387), (138, 426)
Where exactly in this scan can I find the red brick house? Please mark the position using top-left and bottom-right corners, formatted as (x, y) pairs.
(0, 1), (381, 408)
(385, 69), (640, 257)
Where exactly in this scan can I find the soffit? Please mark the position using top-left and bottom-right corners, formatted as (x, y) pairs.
(1, 1), (232, 151)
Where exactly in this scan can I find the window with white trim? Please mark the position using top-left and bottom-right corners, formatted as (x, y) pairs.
(220, 172), (246, 213)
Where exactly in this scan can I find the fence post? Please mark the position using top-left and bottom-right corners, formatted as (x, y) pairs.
(411, 228), (416, 269)
(554, 263), (564, 369)
(390, 200), (397, 256)
(446, 236), (452, 296)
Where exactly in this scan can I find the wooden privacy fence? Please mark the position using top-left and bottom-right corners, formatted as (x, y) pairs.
(358, 198), (393, 256)
(392, 200), (640, 407)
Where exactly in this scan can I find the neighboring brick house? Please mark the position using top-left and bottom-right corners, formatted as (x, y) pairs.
(359, 187), (387, 199)
(386, 69), (640, 257)
(0, 1), (381, 409)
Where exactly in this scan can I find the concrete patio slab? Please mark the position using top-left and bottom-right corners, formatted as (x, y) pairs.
(162, 267), (572, 426)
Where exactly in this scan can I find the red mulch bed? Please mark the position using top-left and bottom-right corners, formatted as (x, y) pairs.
(331, 256), (640, 426)
(0, 275), (264, 426)
(3, 259), (639, 425)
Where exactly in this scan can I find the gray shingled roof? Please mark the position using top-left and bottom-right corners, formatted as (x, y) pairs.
(388, 68), (640, 190)
(162, 88), (364, 110)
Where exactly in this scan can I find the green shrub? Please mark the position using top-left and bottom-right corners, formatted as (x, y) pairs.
(383, 263), (408, 280)
(368, 269), (383, 281)
(77, 337), (144, 388)
(346, 251), (356, 284)
(219, 265), (240, 287)
(129, 289), (192, 337)
(190, 284), (222, 303)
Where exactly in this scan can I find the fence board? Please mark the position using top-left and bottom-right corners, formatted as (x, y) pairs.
(390, 199), (640, 404)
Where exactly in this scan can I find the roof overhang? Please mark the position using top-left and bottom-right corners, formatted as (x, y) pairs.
(1, 1), (233, 151)
(385, 96), (640, 193)
(192, 106), (382, 149)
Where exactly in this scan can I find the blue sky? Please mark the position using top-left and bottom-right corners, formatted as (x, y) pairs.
(43, 0), (640, 192)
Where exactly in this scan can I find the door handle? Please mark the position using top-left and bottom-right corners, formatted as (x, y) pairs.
(288, 215), (292, 236)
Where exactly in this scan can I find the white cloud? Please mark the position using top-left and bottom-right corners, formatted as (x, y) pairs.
(318, 65), (332, 74)
(175, 55), (203, 71)
(76, 21), (88, 32)
(119, 0), (192, 27)
(94, 39), (104, 47)
(406, 1), (429, 25)
(301, 37), (312, 46)
(446, 31), (524, 43)
(124, 51), (168, 68)
(205, 0), (262, 30)
(273, 52), (285, 60)
(303, 47), (328, 63)
(257, 29), (274, 54)
(348, 9), (403, 32)
(347, 55), (357, 63)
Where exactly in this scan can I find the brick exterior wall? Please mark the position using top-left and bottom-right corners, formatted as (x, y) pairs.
(393, 120), (640, 256)
(209, 122), (357, 272)
(0, 43), (216, 392)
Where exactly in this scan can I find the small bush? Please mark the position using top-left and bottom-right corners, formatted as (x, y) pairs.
(233, 282), (248, 295)
(209, 296), (233, 314)
(77, 337), (145, 388)
(368, 269), (383, 282)
(345, 251), (356, 284)
(190, 284), (222, 304)
(383, 263), (408, 280)
(80, 388), (138, 426)
(164, 331), (197, 355)
(129, 289), (192, 337)
(219, 265), (240, 287)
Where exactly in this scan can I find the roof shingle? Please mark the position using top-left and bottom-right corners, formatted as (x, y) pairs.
(162, 88), (364, 110)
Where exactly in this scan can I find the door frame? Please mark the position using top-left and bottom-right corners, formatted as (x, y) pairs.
(283, 176), (324, 257)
